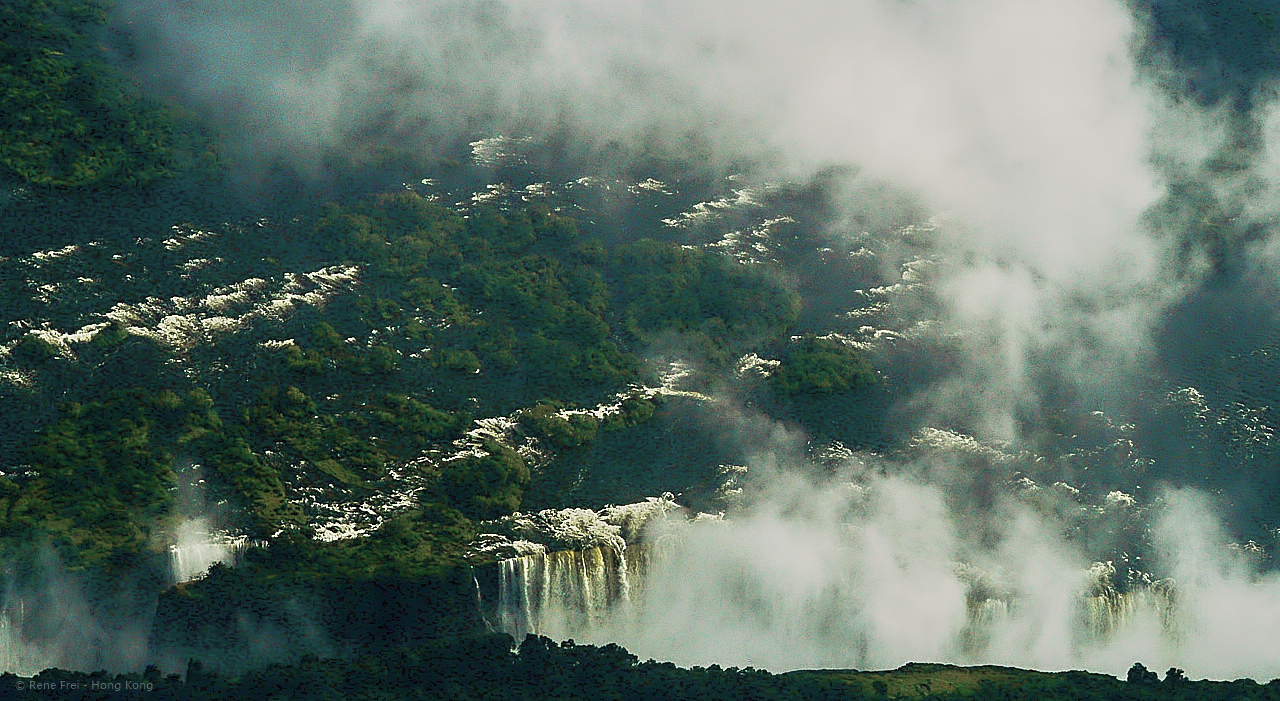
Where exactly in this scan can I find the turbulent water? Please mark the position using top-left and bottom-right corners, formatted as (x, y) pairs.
(167, 522), (258, 584)
(6, 84), (1280, 680)
(496, 546), (635, 642)
(490, 482), (1280, 680)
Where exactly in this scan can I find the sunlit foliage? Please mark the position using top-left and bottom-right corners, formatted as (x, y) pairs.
(0, 0), (215, 187)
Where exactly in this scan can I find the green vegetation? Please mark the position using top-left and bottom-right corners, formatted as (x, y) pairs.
(306, 192), (798, 408)
(192, 424), (303, 536)
(0, 184), (809, 661)
(1, 389), (175, 571)
(772, 336), (876, 396)
(440, 441), (530, 521)
(1, 15), (820, 664)
(612, 238), (801, 363)
(9, 332), (59, 364)
(11, 640), (1280, 700)
(519, 402), (600, 449)
(364, 392), (459, 454)
(313, 195), (636, 402)
(0, 385), (308, 567)
(0, 180), (805, 565)
(0, 0), (216, 187)
(152, 505), (482, 660)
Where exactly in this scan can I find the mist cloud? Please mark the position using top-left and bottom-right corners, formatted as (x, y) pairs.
(122, 0), (1164, 241)
(108, 0), (1280, 679)
(115, 0), (1228, 442)
(514, 460), (1280, 679)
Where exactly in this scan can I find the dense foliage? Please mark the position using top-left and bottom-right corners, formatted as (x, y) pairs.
(0, 189), (801, 648)
(152, 507), (481, 660)
(0, 0), (214, 187)
(612, 238), (802, 362)
(439, 441), (530, 521)
(307, 192), (799, 409)
(3, 389), (174, 570)
(3, 4), (1278, 693)
(772, 336), (877, 396)
(5, 638), (1279, 701)
(0, 3), (832, 680)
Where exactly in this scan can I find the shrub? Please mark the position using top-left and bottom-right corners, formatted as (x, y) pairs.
(772, 336), (876, 395)
(440, 441), (529, 520)
(519, 403), (599, 448)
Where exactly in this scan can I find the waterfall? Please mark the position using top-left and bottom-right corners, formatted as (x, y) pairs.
(168, 519), (260, 584)
(168, 463), (247, 584)
(474, 573), (495, 632)
(496, 545), (634, 641)
(496, 541), (1183, 667)
(169, 542), (228, 584)
(0, 596), (35, 675)
(1083, 585), (1175, 641)
(959, 598), (1009, 653)
(0, 571), (155, 675)
(1078, 562), (1176, 643)
(954, 578), (1176, 660)
(486, 495), (679, 642)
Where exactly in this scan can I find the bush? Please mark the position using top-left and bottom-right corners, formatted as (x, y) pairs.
(611, 239), (799, 362)
(10, 333), (59, 365)
(437, 348), (481, 373)
(772, 337), (876, 395)
(519, 403), (599, 449)
(440, 441), (529, 520)
(4, 390), (176, 568)
(0, 0), (214, 187)
(368, 393), (457, 445)
(1127, 662), (1158, 686)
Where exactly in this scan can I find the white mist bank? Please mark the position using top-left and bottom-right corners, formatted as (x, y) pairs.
(104, 0), (1280, 681)
(0, 552), (153, 677)
(118, 0), (1233, 445)
(121, 0), (1265, 467)
(496, 477), (1280, 681)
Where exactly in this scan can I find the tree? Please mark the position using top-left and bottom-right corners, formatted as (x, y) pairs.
(1127, 662), (1158, 686)
(0, 0), (211, 187)
(440, 441), (529, 520)
(519, 403), (599, 449)
(9, 333), (58, 365)
(7, 390), (176, 568)
(772, 336), (876, 395)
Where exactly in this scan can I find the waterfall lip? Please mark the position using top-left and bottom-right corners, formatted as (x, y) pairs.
(168, 525), (262, 584)
(473, 494), (686, 563)
(495, 544), (636, 644)
(469, 534), (548, 561)
(486, 508), (623, 553)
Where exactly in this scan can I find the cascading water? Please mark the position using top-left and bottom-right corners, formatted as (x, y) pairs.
(167, 463), (253, 584)
(0, 568), (156, 676)
(496, 545), (634, 641)
(482, 496), (677, 642)
(490, 513), (1189, 674)
(958, 581), (1177, 656)
(483, 480), (1262, 677)
(1082, 576), (1176, 642)
(0, 595), (33, 674)
(167, 522), (257, 584)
